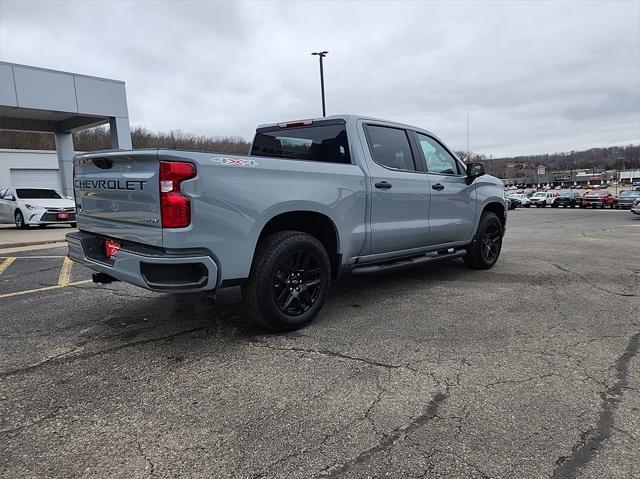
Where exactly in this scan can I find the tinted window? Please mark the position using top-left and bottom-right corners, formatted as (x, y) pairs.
(15, 189), (62, 199)
(251, 124), (350, 164)
(366, 125), (415, 171)
(416, 134), (460, 175)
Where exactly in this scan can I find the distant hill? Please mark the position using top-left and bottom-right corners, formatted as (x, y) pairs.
(1, 127), (637, 176)
(0, 127), (251, 155)
(457, 145), (639, 177)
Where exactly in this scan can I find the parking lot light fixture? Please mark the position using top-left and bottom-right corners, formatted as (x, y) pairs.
(311, 51), (329, 117)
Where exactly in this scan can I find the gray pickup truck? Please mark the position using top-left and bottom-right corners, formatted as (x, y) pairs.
(67, 115), (506, 331)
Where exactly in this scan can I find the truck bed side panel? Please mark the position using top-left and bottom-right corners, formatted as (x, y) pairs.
(159, 151), (367, 281)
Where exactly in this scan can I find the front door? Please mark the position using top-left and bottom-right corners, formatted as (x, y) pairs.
(413, 133), (476, 246)
(363, 124), (431, 254)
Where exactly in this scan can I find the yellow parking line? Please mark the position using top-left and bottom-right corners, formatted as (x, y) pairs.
(0, 257), (16, 274)
(0, 280), (92, 299)
(58, 257), (73, 286)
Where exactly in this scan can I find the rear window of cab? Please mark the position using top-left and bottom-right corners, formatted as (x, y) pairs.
(251, 121), (351, 164)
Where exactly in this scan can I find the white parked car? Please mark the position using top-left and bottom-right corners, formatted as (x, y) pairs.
(529, 191), (558, 207)
(507, 193), (532, 207)
(0, 187), (76, 229)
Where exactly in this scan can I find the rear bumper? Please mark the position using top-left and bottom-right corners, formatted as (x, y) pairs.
(66, 231), (219, 293)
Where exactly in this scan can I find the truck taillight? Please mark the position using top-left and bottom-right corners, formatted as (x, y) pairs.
(159, 161), (196, 228)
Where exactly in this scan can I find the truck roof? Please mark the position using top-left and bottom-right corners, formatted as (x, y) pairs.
(256, 114), (439, 138)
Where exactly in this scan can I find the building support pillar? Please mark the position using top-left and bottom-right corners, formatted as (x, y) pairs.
(110, 117), (132, 149)
(55, 132), (75, 198)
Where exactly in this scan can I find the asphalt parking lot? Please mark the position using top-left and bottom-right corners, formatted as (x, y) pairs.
(1, 209), (639, 479)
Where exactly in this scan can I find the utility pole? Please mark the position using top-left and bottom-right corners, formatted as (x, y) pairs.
(311, 51), (328, 117)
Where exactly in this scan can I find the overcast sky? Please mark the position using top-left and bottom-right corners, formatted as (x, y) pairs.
(0, 0), (638, 156)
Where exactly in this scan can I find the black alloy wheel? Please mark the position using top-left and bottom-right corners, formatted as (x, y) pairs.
(480, 219), (502, 263)
(464, 211), (503, 270)
(272, 250), (323, 316)
(242, 231), (331, 332)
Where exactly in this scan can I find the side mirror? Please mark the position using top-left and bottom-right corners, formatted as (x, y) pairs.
(466, 162), (485, 184)
(6, 195), (15, 201)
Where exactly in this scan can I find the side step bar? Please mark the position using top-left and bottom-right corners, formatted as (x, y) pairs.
(351, 249), (467, 275)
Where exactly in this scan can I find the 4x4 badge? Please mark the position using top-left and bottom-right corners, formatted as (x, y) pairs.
(211, 157), (259, 167)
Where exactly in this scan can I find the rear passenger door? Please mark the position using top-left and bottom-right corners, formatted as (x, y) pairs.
(413, 133), (476, 245)
(363, 124), (431, 254)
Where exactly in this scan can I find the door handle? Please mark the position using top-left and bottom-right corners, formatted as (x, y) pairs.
(375, 181), (392, 190)
(432, 183), (445, 191)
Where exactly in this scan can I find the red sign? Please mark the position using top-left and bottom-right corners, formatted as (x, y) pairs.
(104, 240), (121, 259)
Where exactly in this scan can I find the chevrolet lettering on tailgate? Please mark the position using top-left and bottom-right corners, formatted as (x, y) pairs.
(74, 179), (147, 191)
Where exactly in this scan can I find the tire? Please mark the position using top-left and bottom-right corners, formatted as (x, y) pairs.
(14, 210), (28, 229)
(70, 222), (77, 228)
(464, 212), (503, 270)
(242, 231), (331, 332)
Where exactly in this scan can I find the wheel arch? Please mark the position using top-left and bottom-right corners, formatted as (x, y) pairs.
(255, 210), (341, 278)
(480, 201), (506, 230)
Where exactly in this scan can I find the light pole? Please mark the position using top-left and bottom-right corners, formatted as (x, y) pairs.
(311, 51), (328, 117)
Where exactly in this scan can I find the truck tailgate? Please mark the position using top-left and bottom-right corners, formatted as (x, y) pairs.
(74, 151), (163, 247)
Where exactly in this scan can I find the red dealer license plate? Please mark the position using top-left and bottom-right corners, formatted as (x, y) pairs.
(104, 240), (121, 259)
(57, 213), (69, 220)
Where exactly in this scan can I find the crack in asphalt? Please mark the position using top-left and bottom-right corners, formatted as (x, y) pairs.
(0, 326), (211, 379)
(0, 406), (61, 436)
(320, 392), (448, 478)
(483, 371), (558, 389)
(250, 340), (410, 371)
(549, 263), (637, 298)
(252, 368), (393, 478)
(136, 440), (156, 477)
(551, 331), (640, 479)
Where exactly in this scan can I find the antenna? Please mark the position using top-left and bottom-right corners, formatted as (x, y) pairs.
(466, 113), (470, 163)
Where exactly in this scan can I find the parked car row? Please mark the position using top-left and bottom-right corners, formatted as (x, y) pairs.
(507, 190), (640, 211)
(505, 184), (617, 191)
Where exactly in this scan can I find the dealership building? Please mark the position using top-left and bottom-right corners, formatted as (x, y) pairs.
(0, 148), (61, 191)
(0, 61), (131, 196)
